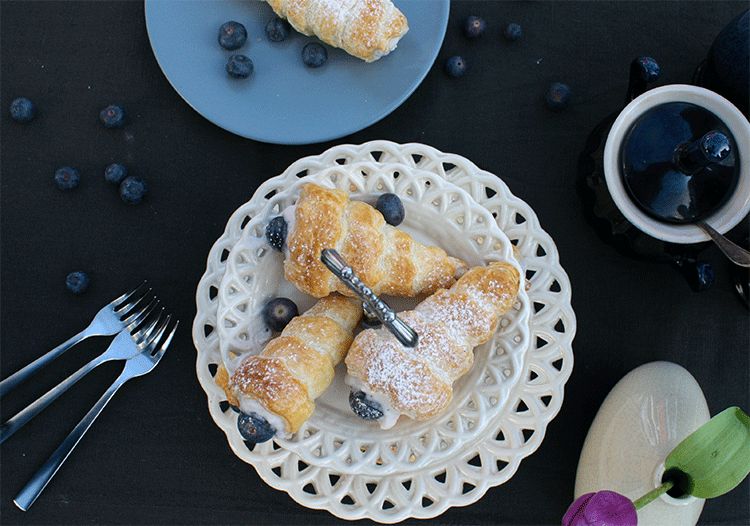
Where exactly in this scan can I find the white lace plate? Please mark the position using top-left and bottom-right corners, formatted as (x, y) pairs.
(193, 141), (576, 522)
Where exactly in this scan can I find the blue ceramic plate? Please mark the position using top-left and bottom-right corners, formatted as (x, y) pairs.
(145, 0), (449, 145)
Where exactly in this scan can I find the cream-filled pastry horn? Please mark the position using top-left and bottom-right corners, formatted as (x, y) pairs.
(215, 294), (362, 442)
(344, 262), (521, 429)
(264, 183), (468, 299)
(264, 0), (409, 62)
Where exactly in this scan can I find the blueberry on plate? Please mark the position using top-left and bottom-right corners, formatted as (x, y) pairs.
(99, 104), (126, 128)
(54, 166), (80, 190)
(545, 82), (572, 112)
(464, 15), (486, 39)
(218, 21), (247, 50)
(66, 271), (90, 294)
(302, 42), (327, 68)
(119, 175), (147, 204)
(226, 54), (253, 79)
(266, 17), (291, 42)
(10, 97), (35, 122)
(265, 216), (288, 252)
(263, 297), (299, 332)
(375, 193), (405, 226)
(349, 390), (384, 420)
(104, 163), (127, 185)
(504, 22), (522, 41)
(237, 411), (276, 443)
(445, 55), (467, 78)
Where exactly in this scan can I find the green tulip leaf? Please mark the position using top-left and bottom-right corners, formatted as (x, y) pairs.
(664, 407), (750, 499)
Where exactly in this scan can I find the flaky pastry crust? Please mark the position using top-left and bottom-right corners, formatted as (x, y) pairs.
(264, 0), (409, 62)
(223, 294), (362, 434)
(285, 183), (468, 298)
(345, 262), (521, 421)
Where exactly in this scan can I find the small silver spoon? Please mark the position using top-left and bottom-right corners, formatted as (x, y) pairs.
(696, 220), (750, 267)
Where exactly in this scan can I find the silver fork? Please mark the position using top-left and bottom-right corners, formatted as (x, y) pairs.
(0, 282), (152, 397)
(13, 317), (178, 512)
(0, 302), (163, 444)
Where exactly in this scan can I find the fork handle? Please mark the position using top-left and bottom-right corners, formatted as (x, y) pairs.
(14, 372), (128, 511)
(0, 354), (105, 444)
(0, 332), (87, 397)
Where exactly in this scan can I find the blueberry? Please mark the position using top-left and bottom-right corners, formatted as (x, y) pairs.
(104, 163), (127, 185)
(54, 166), (80, 190)
(237, 411), (276, 443)
(464, 15), (486, 39)
(445, 55), (467, 78)
(375, 193), (405, 226)
(226, 54), (253, 79)
(677, 258), (715, 292)
(634, 56), (661, 83)
(10, 97), (35, 122)
(119, 175), (147, 204)
(99, 104), (126, 128)
(504, 22), (522, 41)
(302, 42), (327, 68)
(266, 17), (291, 42)
(545, 82), (572, 112)
(218, 21), (247, 50)
(66, 271), (90, 294)
(265, 216), (288, 252)
(349, 390), (384, 420)
(263, 297), (299, 332)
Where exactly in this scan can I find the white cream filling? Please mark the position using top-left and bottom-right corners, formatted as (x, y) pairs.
(370, 35), (402, 61)
(280, 204), (296, 258)
(345, 375), (401, 430)
(238, 396), (292, 440)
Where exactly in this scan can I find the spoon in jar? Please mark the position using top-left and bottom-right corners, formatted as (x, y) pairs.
(623, 130), (750, 267)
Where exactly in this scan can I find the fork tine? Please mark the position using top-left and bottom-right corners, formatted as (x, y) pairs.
(131, 307), (165, 345)
(118, 288), (154, 324)
(151, 320), (179, 360)
(112, 281), (148, 311)
(122, 297), (159, 329)
(145, 314), (172, 351)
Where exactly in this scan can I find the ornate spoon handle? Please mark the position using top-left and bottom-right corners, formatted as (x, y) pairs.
(321, 249), (418, 348)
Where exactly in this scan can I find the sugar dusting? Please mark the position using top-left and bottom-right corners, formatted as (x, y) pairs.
(347, 262), (521, 423)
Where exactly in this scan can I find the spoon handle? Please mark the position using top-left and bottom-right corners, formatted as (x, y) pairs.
(320, 248), (418, 348)
(697, 220), (750, 267)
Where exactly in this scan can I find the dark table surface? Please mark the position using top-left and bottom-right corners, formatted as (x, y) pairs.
(2, 1), (748, 525)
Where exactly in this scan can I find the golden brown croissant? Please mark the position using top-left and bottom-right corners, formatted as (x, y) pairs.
(264, 0), (409, 62)
(218, 294), (362, 440)
(345, 261), (521, 428)
(277, 183), (468, 299)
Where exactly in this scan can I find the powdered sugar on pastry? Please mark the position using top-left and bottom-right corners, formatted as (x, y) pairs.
(219, 295), (363, 437)
(264, 0), (409, 62)
(345, 262), (521, 427)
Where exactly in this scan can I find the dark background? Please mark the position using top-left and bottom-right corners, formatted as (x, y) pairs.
(1, 1), (748, 525)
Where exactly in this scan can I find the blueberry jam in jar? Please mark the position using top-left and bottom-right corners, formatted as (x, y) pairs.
(620, 102), (739, 223)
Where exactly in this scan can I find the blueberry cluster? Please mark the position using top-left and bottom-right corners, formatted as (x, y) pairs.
(444, 14), (571, 111)
(218, 21), (253, 79)
(446, 15), (525, 79)
(8, 97), (154, 293)
(217, 16), (329, 78)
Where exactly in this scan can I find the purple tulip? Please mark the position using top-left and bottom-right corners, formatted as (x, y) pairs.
(563, 490), (638, 526)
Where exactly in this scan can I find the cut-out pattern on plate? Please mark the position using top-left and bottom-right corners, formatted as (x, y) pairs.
(193, 141), (575, 523)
